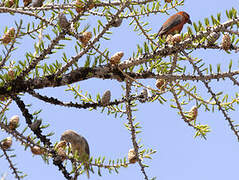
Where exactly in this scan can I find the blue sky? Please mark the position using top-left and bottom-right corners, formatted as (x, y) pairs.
(1, 0), (239, 179)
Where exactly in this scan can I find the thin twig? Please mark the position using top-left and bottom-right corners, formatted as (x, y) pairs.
(56, 2), (129, 76)
(27, 89), (133, 109)
(170, 87), (207, 139)
(0, 99), (12, 115)
(125, 79), (149, 180)
(0, 144), (21, 180)
(11, 95), (72, 179)
(0, 22), (22, 69)
(168, 53), (178, 74)
(119, 16), (239, 70)
(128, 6), (157, 47)
(17, 32), (65, 79)
(183, 50), (239, 141)
(0, 7), (56, 27)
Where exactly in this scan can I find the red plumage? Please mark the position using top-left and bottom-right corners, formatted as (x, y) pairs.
(156, 11), (192, 38)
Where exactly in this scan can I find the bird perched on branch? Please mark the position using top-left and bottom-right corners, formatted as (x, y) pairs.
(156, 11), (192, 38)
(60, 130), (90, 178)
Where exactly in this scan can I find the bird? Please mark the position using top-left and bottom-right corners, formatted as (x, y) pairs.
(156, 11), (192, 38)
(60, 130), (90, 178)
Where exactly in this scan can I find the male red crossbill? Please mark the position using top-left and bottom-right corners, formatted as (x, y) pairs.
(156, 11), (192, 38)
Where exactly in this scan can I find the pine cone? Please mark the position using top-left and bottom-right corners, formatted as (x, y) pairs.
(57, 147), (67, 161)
(101, 90), (111, 105)
(75, 0), (84, 14)
(128, 149), (137, 164)
(32, 0), (43, 7)
(8, 68), (15, 79)
(207, 32), (220, 44)
(1, 137), (12, 150)
(110, 51), (124, 65)
(30, 120), (42, 131)
(138, 88), (148, 103)
(110, 17), (123, 27)
(58, 12), (70, 30)
(221, 33), (231, 50)
(184, 32), (191, 40)
(55, 141), (67, 150)
(23, 0), (32, 6)
(79, 32), (92, 47)
(166, 34), (173, 44)
(88, 1), (95, 10)
(9, 115), (19, 130)
(2, 27), (15, 45)
(31, 146), (44, 155)
(187, 106), (198, 122)
(75, 0), (95, 13)
(171, 34), (181, 44)
(155, 79), (166, 91)
(5, 0), (14, 7)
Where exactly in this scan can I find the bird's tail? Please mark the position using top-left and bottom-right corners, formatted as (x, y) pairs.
(84, 161), (91, 179)
(155, 32), (160, 39)
(155, 27), (164, 39)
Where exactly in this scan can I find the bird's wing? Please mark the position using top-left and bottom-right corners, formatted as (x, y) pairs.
(82, 136), (90, 157)
(157, 14), (183, 37)
(156, 26), (163, 38)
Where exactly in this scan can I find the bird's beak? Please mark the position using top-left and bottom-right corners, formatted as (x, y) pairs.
(188, 19), (192, 25)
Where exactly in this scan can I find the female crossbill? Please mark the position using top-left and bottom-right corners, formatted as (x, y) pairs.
(60, 130), (90, 178)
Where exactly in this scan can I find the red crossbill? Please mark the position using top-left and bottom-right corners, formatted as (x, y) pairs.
(60, 130), (90, 178)
(156, 11), (192, 38)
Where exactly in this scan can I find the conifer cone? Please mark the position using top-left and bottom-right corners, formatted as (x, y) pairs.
(75, 0), (84, 13)
(8, 68), (15, 79)
(32, 0), (43, 7)
(2, 27), (15, 45)
(30, 120), (42, 131)
(187, 106), (198, 122)
(23, 0), (32, 6)
(9, 115), (19, 130)
(75, 0), (95, 13)
(166, 34), (173, 44)
(5, 0), (14, 7)
(110, 16), (123, 27)
(155, 79), (166, 91)
(31, 146), (44, 155)
(79, 32), (92, 47)
(1, 137), (12, 150)
(184, 32), (191, 40)
(139, 88), (148, 103)
(128, 149), (137, 164)
(55, 141), (67, 150)
(171, 34), (181, 44)
(57, 147), (67, 161)
(110, 51), (124, 65)
(166, 34), (181, 44)
(101, 90), (111, 105)
(58, 12), (70, 30)
(207, 32), (220, 44)
(221, 33), (231, 50)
